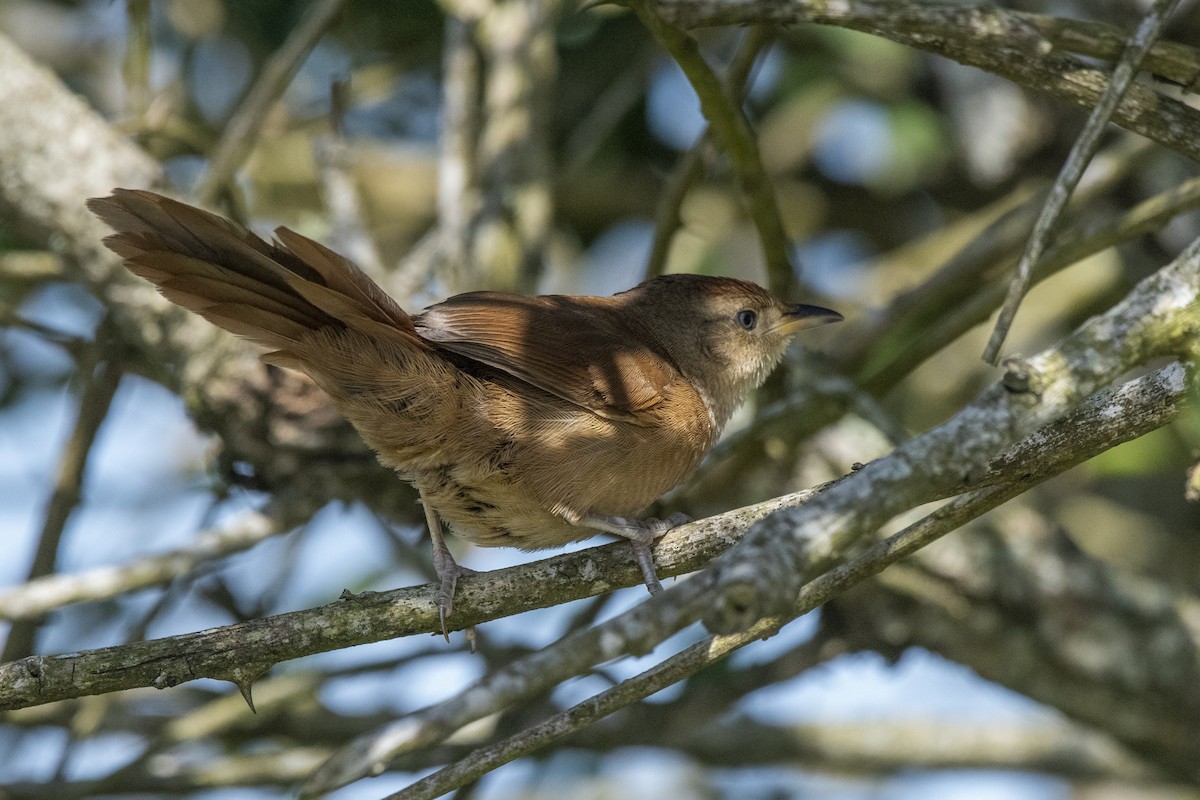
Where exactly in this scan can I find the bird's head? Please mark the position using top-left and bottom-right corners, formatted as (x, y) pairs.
(621, 274), (842, 427)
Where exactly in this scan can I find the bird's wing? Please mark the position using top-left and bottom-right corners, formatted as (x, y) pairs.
(414, 291), (680, 421)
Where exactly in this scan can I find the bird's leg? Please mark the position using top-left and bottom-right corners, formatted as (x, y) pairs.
(420, 492), (475, 643)
(563, 511), (691, 595)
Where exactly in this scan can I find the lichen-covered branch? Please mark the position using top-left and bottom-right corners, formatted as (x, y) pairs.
(704, 236), (1200, 634)
(302, 356), (1192, 795)
(0, 489), (818, 712)
(654, 0), (1200, 162)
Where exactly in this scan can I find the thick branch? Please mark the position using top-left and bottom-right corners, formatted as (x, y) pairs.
(655, 0), (1200, 162)
(0, 491), (812, 712)
(306, 358), (1192, 795)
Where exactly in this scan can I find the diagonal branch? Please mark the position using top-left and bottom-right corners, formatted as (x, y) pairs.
(644, 26), (773, 280)
(982, 0), (1183, 364)
(1, 348), (122, 662)
(858, 166), (1200, 393)
(630, 2), (797, 295)
(390, 360), (1186, 800)
(0, 504), (304, 623)
(194, 0), (349, 207)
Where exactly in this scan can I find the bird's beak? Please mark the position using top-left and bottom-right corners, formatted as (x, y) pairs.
(775, 303), (843, 334)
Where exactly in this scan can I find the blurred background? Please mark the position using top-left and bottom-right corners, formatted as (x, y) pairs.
(2, 0), (1200, 798)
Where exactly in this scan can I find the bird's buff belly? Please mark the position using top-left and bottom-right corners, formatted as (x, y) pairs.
(414, 467), (619, 551)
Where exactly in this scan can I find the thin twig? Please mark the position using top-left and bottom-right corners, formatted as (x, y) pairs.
(560, 42), (658, 183)
(1, 350), (123, 662)
(644, 26), (773, 279)
(982, 0), (1183, 364)
(122, 0), (152, 123)
(194, 0), (348, 206)
(630, 3), (797, 294)
(645, 142), (707, 280)
(836, 132), (1153, 371)
(0, 508), (294, 622)
(862, 169), (1200, 393)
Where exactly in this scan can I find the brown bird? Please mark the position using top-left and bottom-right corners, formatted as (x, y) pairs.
(89, 189), (842, 633)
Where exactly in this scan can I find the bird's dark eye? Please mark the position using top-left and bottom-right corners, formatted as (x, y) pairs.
(736, 309), (758, 330)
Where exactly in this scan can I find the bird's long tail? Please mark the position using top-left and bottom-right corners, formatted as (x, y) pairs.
(88, 189), (428, 367)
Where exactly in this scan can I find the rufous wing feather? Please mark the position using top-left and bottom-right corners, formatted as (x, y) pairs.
(414, 291), (679, 420)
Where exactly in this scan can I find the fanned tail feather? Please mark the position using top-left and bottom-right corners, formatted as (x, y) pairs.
(88, 189), (426, 359)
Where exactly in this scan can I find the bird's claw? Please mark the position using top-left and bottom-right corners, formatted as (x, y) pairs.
(628, 513), (691, 594)
(562, 509), (692, 596)
(433, 560), (477, 642)
(645, 512), (692, 538)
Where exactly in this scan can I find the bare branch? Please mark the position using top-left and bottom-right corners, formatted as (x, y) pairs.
(655, 0), (1200, 162)
(0, 507), (299, 622)
(644, 27), (773, 280)
(307, 359), (1192, 796)
(859, 163), (1200, 392)
(982, 0), (1184, 364)
(194, 0), (349, 206)
(631, 3), (797, 295)
(1, 349), (122, 662)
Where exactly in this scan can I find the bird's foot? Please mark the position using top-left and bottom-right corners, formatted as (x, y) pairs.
(432, 544), (477, 642)
(422, 492), (479, 649)
(564, 511), (692, 595)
